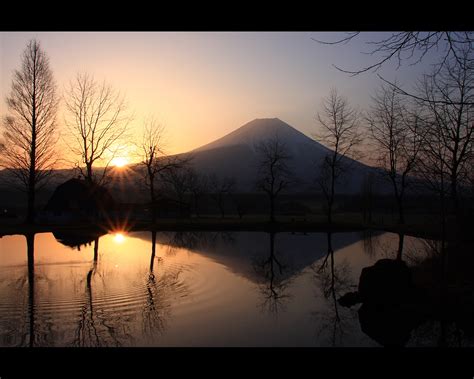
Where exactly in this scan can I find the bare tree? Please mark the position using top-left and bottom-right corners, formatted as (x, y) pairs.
(138, 118), (165, 221)
(315, 89), (361, 224)
(417, 52), (474, 214)
(209, 174), (235, 218)
(366, 84), (424, 225)
(314, 32), (474, 77)
(135, 118), (191, 222)
(63, 72), (131, 185)
(1, 40), (59, 223)
(255, 135), (293, 223)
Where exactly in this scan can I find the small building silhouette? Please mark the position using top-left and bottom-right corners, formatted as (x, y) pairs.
(41, 178), (116, 223)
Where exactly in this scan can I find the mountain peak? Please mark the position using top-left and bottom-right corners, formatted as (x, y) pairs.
(193, 117), (314, 153)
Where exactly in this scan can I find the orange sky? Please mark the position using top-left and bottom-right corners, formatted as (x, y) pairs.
(1, 32), (441, 167)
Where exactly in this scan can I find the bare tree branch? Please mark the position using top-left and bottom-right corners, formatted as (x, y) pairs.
(315, 32), (474, 76)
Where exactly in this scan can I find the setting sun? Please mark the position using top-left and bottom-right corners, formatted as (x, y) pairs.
(111, 157), (128, 168)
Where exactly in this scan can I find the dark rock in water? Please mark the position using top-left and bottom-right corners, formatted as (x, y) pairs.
(355, 259), (430, 346)
(358, 302), (422, 347)
(338, 291), (362, 307)
(359, 259), (413, 304)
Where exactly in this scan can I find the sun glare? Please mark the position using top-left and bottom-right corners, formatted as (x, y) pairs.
(112, 157), (128, 167)
(113, 233), (126, 244)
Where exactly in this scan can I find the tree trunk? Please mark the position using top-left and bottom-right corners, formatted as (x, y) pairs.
(218, 195), (225, 218)
(193, 194), (200, 217)
(93, 237), (99, 262)
(396, 233), (405, 261)
(27, 72), (37, 224)
(149, 175), (157, 223)
(397, 197), (405, 225)
(270, 194), (275, 223)
(450, 178), (459, 217)
(150, 230), (157, 272)
(86, 163), (93, 184)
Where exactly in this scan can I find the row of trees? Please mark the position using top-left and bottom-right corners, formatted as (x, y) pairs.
(0, 40), (133, 223)
(314, 50), (474, 229)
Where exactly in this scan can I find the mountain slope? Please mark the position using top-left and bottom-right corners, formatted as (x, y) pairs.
(185, 118), (377, 193)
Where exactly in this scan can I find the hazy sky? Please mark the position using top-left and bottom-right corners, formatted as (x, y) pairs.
(0, 32), (444, 159)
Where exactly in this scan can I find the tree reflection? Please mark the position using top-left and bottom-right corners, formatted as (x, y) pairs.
(72, 237), (133, 347)
(14, 233), (53, 347)
(53, 230), (105, 251)
(26, 232), (35, 347)
(150, 230), (157, 271)
(141, 230), (189, 341)
(312, 232), (355, 346)
(396, 232), (405, 261)
(252, 232), (293, 315)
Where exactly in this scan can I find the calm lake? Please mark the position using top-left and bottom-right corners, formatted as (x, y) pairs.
(0, 230), (460, 347)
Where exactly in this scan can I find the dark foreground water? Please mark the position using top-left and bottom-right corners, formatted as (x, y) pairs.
(0, 230), (468, 347)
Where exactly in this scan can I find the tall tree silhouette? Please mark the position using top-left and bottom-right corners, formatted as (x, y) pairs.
(1, 40), (59, 223)
(417, 51), (474, 215)
(315, 89), (361, 224)
(366, 84), (424, 225)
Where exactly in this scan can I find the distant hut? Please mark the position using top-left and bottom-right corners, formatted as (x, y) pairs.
(42, 178), (116, 223)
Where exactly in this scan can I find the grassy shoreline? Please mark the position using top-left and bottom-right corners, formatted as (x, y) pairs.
(0, 215), (444, 240)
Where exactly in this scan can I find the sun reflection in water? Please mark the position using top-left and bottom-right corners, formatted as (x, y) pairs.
(113, 233), (126, 244)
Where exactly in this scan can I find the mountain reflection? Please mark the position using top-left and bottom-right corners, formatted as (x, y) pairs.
(134, 230), (365, 285)
(4, 229), (470, 346)
(252, 232), (294, 315)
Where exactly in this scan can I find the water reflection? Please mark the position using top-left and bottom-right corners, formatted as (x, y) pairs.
(141, 230), (187, 341)
(113, 233), (126, 244)
(20, 233), (53, 347)
(48, 235), (136, 347)
(53, 229), (106, 251)
(0, 231), (193, 347)
(1, 229), (473, 346)
(339, 233), (474, 347)
(252, 232), (294, 315)
(311, 233), (357, 346)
